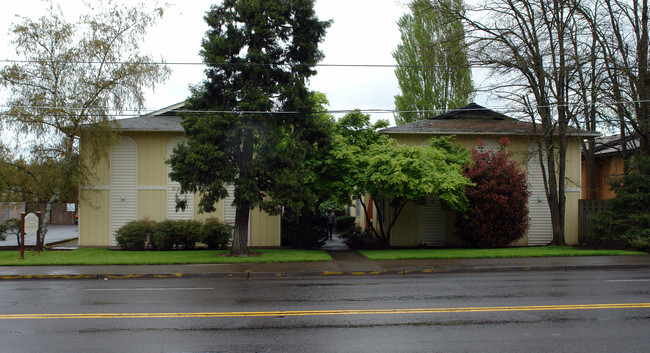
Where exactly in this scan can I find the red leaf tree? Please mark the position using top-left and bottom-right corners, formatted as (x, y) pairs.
(457, 138), (530, 248)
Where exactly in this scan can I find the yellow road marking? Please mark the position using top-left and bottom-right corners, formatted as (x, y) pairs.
(1, 303), (649, 320)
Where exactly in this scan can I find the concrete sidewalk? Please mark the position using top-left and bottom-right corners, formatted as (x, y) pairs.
(0, 225), (78, 249)
(1, 235), (649, 280)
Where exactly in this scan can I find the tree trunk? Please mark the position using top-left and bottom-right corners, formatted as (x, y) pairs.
(230, 129), (254, 257)
(230, 203), (250, 256)
(39, 192), (59, 250)
(637, 0), (650, 155)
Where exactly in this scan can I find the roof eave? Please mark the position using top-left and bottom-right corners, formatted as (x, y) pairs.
(381, 130), (601, 137)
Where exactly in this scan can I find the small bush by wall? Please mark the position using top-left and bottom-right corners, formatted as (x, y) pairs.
(115, 219), (156, 250)
(282, 215), (328, 249)
(151, 220), (178, 250)
(336, 216), (356, 232)
(174, 220), (203, 250)
(200, 218), (233, 249)
(116, 218), (232, 251)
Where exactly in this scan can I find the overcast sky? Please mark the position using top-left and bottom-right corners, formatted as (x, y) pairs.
(1, 0), (490, 125)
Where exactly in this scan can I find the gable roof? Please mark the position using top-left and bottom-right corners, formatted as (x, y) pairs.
(116, 102), (185, 132)
(380, 103), (599, 137)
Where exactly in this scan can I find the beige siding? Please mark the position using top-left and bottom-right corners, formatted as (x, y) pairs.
(79, 189), (110, 246)
(564, 138), (582, 245)
(79, 136), (111, 246)
(79, 130), (283, 247)
(109, 136), (137, 246)
(527, 144), (553, 245)
(385, 134), (582, 247)
(137, 190), (166, 221)
(193, 195), (223, 221)
(80, 137), (111, 186)
(250, 207), (280, 247)
(132, 132), (181, 186)
(167, 136), (195, 220)
(390, 201), (419, 247)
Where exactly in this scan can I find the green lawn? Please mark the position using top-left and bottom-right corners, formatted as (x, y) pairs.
(0, 248), (332, 266)
(359, 246), (646, 261)
(1, 246), (645, 266)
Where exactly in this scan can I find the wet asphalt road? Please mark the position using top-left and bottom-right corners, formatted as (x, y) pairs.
(1, 269), (649, 352)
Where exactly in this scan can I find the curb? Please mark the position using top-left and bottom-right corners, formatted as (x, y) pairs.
(2, 263), (649, 281)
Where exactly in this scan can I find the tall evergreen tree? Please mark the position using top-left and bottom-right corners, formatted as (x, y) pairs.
(393, 0), (474, 125)
(168, 0), (330, 256)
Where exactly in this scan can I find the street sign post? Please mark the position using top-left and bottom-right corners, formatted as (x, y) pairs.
(20, 212), (42, 259)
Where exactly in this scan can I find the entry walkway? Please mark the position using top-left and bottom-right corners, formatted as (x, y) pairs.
(322, 235), (381, 272)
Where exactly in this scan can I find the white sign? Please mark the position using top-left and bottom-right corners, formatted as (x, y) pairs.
(24, 213), (39, 236)
(67, 203), (76, 212)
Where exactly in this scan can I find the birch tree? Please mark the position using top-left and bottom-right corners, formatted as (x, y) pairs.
(0, 1), (170, 246)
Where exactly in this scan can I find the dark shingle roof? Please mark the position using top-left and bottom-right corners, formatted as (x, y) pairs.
(116, 102), (185, 132)
(590, 134), (640, 156)
(381, 103), (599, 137)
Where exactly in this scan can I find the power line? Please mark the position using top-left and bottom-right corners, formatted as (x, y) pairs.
(0, 58), (645, 71)
(1, 99), (649, 118)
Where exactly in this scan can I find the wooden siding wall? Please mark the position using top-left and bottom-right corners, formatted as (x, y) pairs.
(79, 189), (110, 246)
(250, 207), (280, 247)
(378, 133), (582, 246)
(581, 154), (624, 200)
(79, 131), (280, 247)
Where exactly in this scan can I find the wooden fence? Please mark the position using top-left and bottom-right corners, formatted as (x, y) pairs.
(0, 202), (25, 223)
(578, 199), (612, 243)
(25, 203), (77, 225)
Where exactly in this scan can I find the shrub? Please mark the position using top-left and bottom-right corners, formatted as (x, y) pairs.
(456, 139), (530, 248)
(0, 223), (7, 241)
(151, 220), (178, 250)
(200, 218), (232, 249)
(336, 216), (356, 232)
(5, 218), (20, 246)
(591, 155), (650, 251)
(174, 220), (203, 250)
(340, 224), (367, 245)
(115, 219), (156, 250)
(282, 214), (328, 249)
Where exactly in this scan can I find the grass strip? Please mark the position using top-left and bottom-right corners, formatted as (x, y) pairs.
(0, 248), (332, 266)
(358, 246), (646, 261)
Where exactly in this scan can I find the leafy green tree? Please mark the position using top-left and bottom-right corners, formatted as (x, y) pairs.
(168, 0), (330, 256)
(393, 0), (474, 124)
(362, 136), (472, 246)
(306, 109), (470, 246)
(0, 1), (170, 245)
(304, 110), (388, 214)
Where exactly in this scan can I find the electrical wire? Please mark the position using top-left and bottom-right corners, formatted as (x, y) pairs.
(0, 58), (645, 71)
(1, 100), (648, 119)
